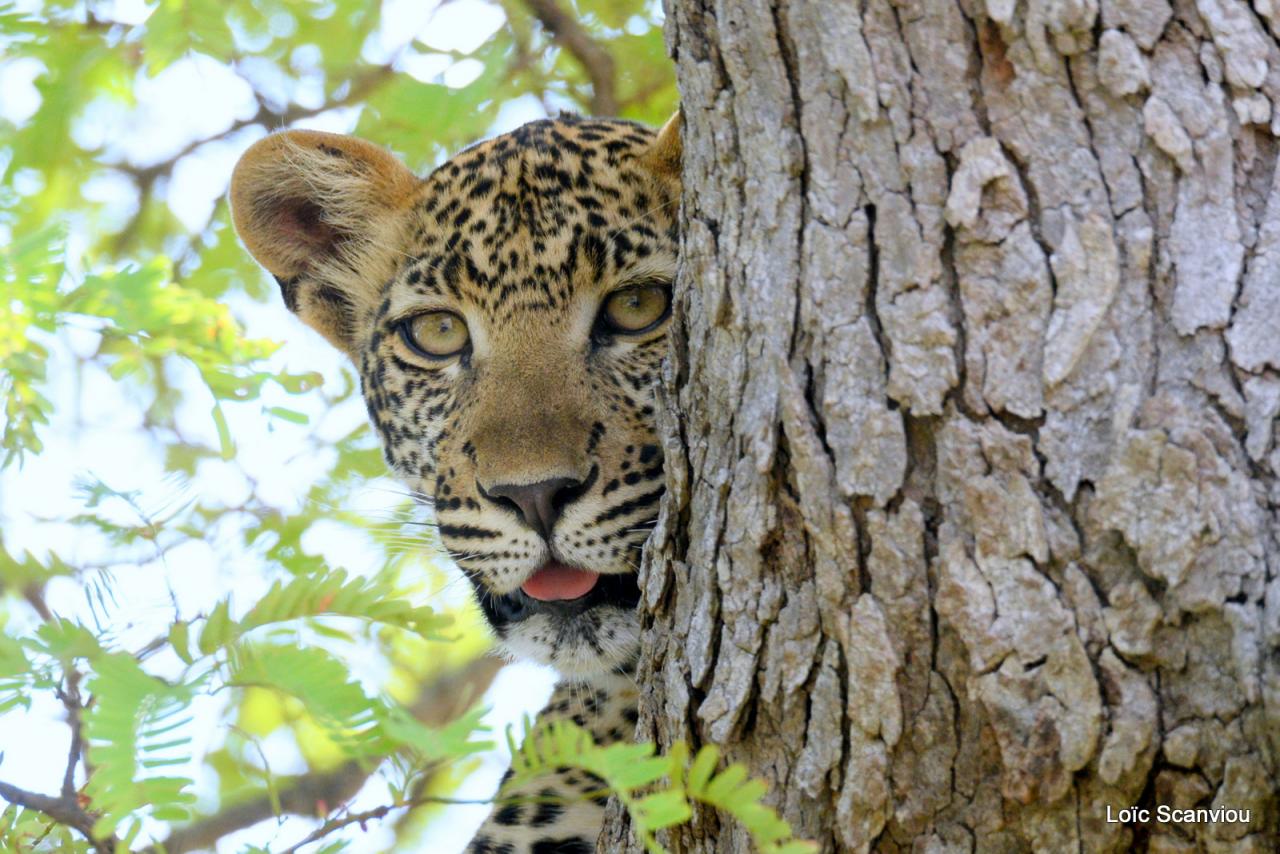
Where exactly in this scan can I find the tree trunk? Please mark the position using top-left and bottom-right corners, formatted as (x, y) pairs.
(603, 0), (1280, 851)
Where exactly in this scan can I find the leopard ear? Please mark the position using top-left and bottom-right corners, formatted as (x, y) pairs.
(642, 109), (682, 180)
(229, 130), (419, 355)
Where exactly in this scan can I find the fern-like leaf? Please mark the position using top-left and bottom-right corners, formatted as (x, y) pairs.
(677, 744), (817, 854)
(195, 569), (451, 655)
(33, 617), (104, 661)
(504, 718), (676, 853)
(379, 701), (491, 762)
(227, 643), (381, 752)
(83, 651), (196, 836)
(504, 720), (816, 854)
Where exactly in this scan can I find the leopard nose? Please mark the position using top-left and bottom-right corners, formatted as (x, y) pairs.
(484, 477), (584, 540)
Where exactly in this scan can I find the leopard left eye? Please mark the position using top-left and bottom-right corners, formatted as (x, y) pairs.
(400, 310), (470, 360)
(597, 282), (671, 336)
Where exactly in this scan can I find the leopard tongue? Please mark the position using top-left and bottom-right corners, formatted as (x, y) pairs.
(521, 562), (600, 602)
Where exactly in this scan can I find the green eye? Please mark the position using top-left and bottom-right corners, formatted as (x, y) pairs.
(600, 283), (671, 334)
(401, 311), (470, 359)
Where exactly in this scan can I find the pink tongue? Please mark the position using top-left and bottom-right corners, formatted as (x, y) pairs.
(522, 563), (600, 602)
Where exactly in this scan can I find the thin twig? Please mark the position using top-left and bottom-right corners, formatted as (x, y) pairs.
(108, 64), (398, 257)
(282, 788), (613, 852)
(57, 671), (87, 799)
(279, 801), (405, 854)
(21, 585), (55, 623)
(117, 65), (397, 182)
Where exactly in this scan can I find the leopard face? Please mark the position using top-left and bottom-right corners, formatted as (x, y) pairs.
(230, 115), (681, 680)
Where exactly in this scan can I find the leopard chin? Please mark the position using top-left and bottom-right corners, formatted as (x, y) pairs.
(461, 559), (643, 679)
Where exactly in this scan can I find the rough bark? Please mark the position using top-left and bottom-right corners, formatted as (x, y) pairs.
(602, 0), (1280, 851)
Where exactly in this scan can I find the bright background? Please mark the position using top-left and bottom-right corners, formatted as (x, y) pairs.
(0, 0), (674, 850)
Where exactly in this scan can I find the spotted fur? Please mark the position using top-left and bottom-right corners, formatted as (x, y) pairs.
(231, 113), (681, 852)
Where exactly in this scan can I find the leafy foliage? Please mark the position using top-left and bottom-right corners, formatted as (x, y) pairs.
(0, 804), (92, 853)
(506, 719), (818, 854)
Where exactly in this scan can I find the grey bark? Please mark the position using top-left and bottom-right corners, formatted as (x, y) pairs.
(602, 0), (1280, 851)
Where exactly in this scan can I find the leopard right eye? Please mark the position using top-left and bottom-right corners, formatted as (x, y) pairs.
(400, 311), (470, 360)
(596, 282), (672, 337)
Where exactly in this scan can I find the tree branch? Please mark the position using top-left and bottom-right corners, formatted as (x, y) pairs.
(154, 761), (369, 854)
(0, 779), (116, 854)
(521, 0), (618, 115)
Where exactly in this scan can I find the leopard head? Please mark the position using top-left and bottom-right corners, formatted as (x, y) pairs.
(230, 114), (681, 679)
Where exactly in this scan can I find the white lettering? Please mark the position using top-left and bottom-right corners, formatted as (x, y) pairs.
(1106, 805), (1150, 823)
(1157, 805), (1251, 824)
(1108, 805), (1251, 825)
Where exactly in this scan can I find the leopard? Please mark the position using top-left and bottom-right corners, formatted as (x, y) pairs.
(229, 110), (682, 853)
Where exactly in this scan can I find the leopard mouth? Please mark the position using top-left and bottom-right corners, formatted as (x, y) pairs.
(476, 562), (641, 627)
(521, 561), (600, 601)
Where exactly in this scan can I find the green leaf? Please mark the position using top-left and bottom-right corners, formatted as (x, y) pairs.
(632, 788), (692, 830)
(686, 741), (718, 793)
(212, 403), (235, 459)
(34, 618), (104, 661)
(169, 620), (193, 665)
(265, 404), (310, 425)
(198, 599), (234, 655)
